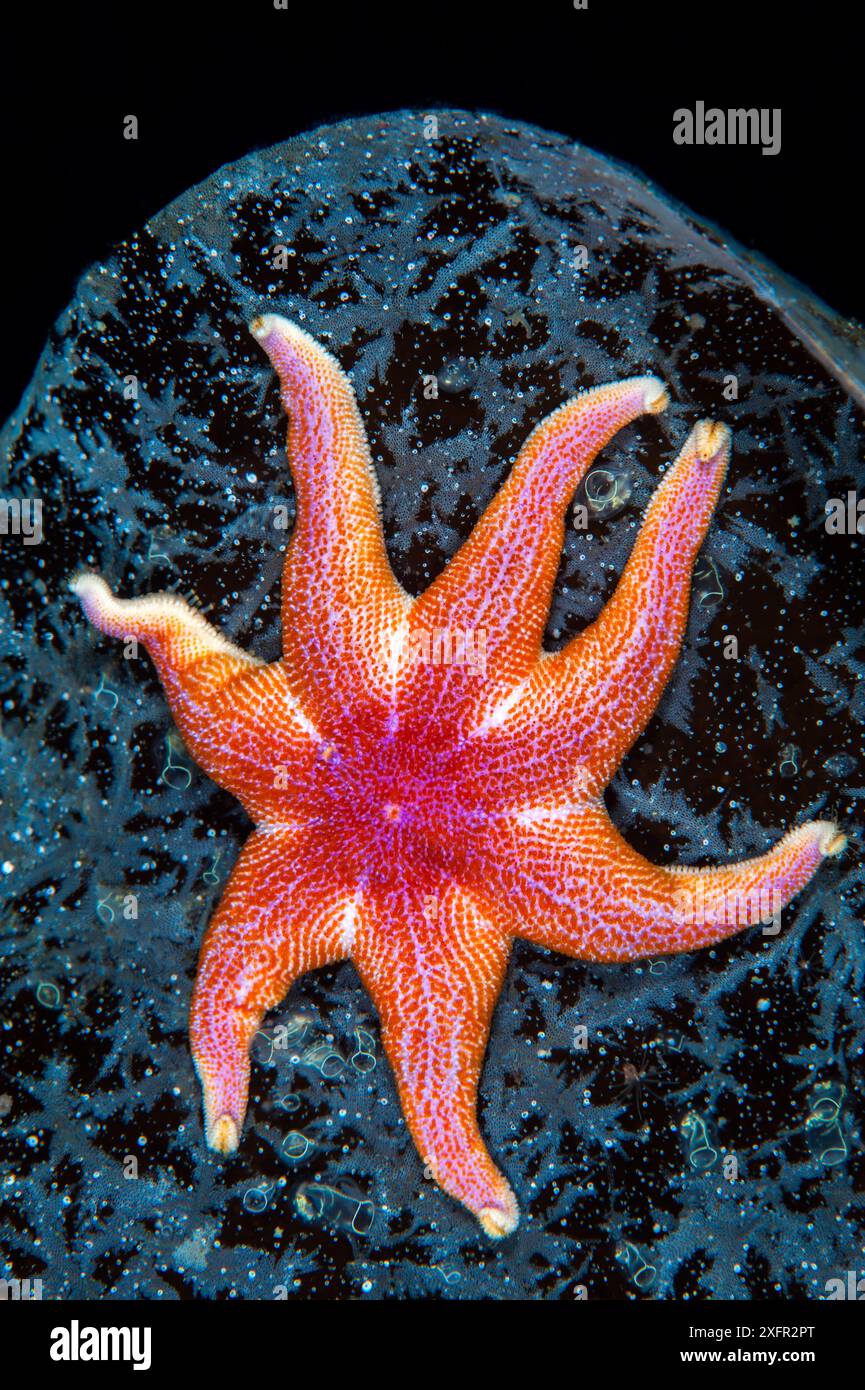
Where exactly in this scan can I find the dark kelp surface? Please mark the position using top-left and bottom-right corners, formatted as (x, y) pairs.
(1, 110), (863, 1299)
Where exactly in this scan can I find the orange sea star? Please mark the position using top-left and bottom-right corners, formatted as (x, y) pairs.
(72, 315), (845, 1237)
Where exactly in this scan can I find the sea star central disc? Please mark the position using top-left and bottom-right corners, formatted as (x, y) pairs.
(72, 314), (844, 1238)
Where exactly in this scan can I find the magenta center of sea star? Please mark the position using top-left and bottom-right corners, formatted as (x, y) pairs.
(291, 727), (475, 885)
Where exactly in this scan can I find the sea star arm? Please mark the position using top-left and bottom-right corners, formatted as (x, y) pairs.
(190, 825), (357, 1152)
(463, 419), (731, 800)
(251, 315), (410, 716)
(480, 799), (845, 961)
(401, 373), (668, 718)
(353, 881), (517, 1237)
(70, 575), (320, 818)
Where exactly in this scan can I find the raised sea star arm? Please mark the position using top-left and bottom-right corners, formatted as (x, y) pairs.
(460, 419), (731, 802)
(250, 316), (410, 716)
(533, 418), (730, 790)
(190, 825), (356, 1153)
(479, 799), (845, 961)
(70, 575), (320, 818)
(403, 374), (669, 717)
(353, 882), (518, 1237)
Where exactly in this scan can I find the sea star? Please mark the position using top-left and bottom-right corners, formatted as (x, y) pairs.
(71, 315), (845, 1238)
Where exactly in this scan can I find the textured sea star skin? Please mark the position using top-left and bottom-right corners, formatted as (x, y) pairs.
(72, 315), (845, 1238)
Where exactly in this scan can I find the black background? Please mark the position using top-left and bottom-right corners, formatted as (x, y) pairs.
(3, 0), (861, 421)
